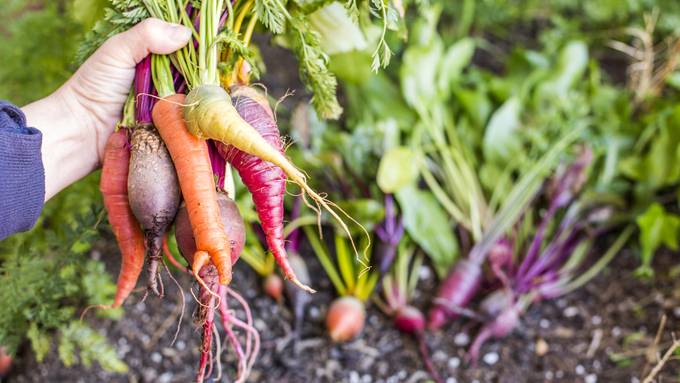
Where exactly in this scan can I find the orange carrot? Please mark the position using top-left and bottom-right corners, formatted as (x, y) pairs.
(151, 94), (235, 286)
(100, 130), (146, 308)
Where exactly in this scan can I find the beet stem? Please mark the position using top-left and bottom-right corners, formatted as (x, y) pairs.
(417, 333), (443, 383)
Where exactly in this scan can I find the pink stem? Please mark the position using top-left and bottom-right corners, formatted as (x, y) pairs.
(417, 333), (443, 383)
(196, 296), (215, 382)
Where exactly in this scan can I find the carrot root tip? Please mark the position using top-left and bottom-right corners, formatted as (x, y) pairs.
(289, 277), (316, 294)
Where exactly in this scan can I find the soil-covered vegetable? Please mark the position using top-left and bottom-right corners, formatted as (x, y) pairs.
(127, 125), (180, 296)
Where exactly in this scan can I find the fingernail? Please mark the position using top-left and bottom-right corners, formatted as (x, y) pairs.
(167, 24), (192, 41)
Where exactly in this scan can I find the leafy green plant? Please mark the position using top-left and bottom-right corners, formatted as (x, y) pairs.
(0, 1), (82, 105)
(303, 227), (379, 301)
(635, 203), (680, 277)
(0, 171), (126, 372)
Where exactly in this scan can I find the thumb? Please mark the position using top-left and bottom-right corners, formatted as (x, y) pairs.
(100, 18), (192, 68)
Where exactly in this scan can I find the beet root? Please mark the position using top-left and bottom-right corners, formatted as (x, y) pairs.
(174, 192), (249, 382)
(394, 305), (426, 334)
(174, 191), (245, 267)
(127, 125), (180, 296)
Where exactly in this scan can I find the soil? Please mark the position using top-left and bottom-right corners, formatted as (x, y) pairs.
(5, 234), (680, 383)
(5, 34), (680, 383)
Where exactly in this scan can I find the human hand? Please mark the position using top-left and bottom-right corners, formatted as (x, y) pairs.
(22, 18), (191, 201)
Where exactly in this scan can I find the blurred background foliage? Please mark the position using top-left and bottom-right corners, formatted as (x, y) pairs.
(0, 0), (125, 372)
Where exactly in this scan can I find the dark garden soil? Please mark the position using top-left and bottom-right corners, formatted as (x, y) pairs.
(6, 235), (680, 383)
(5, 35), (680, 383)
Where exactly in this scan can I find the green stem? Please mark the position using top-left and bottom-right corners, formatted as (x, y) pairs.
(239, 248), (268, 276)
(303, 226), (346, 295)
(151, 55), (175, 97)
(562, 226), (633, 294)
(283, 215), (319, 238)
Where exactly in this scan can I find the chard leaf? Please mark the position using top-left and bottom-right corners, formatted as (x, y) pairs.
(635, 203), (680, 278)
(537, 40), (588, 100)
(396, 185), (458, 278)
(483, 96), (522, 163)
(377, 147), (420, 193)
(437, 37), (475, 95)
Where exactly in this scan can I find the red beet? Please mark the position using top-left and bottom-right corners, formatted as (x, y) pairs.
(0, 347), (11, 377)
(174, 191), (245, 266)
(394, 305), (425, 334)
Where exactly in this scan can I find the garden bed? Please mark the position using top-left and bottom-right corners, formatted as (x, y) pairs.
(7, 236), (679, 382)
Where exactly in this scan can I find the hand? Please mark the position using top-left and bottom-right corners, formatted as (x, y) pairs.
(22, 18), (191, 201)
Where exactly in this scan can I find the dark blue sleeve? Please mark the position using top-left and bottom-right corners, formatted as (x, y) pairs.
(0, 101), (45, 240)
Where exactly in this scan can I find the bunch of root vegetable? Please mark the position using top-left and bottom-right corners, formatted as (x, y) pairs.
(92, 1), (365, 381)
(427, 146), (633, 365)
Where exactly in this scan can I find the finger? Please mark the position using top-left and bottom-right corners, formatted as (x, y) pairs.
(101, 18), (192, 68)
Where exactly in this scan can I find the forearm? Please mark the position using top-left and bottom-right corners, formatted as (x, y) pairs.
(22, 85), (100, 201)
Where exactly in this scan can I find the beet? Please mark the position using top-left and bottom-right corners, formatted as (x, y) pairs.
(174, 191), (245, 267)
(127, 125), (180, 296)
(394, 305), (426, 334)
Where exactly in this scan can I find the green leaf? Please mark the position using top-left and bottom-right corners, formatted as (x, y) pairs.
(666, 71), (680, 91)
(70, 0), (109, 30)
(255, 0), (290, 34)
(303, 226), (347, 295)
(335, 235), (355, 292)
(400, 40), (444, 112)
(437, 38), (475, 96)
(377, 147), (420, 193)
(635, 203), (680, 277)
(288, 12), (343, 119)
(537, 40), (588, 100)
(309, 2), (367, 55)
(483, 96), (522, 163)
(396, 185), (458, 278)
(60, 321), (128, 373)
(335, 199), (385, 233)
(454, 87), (492, 128)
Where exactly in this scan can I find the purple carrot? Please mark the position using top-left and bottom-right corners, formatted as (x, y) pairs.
(468, 302), (521, 363)
(208, 140), (227, 190)
(428, 258), (484, 329)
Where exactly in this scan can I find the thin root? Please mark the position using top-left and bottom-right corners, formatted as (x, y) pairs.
(163, 234), (189, 273)
(163, 262), (186, 346)
(288, 276), (316, 294)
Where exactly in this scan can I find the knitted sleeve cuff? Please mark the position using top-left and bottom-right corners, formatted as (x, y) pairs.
(0, 101), (45, 240)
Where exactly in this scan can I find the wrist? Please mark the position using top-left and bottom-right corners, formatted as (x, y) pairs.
(23, 84), (100, 201)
